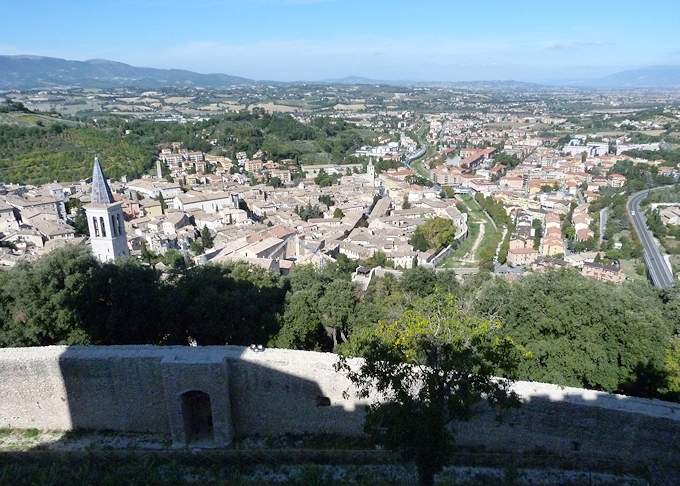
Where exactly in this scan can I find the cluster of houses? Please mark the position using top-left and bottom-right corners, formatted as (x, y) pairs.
(0, 182), (86, 266)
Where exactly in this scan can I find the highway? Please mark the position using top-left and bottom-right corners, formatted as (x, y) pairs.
(627, 189), (675, 288)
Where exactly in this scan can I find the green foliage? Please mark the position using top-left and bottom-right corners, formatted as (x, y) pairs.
(404, 175), (433, 187)
(540, 183), (560, 193)
(276, 264), (354, 351)
(157, 193), (167, 214)
(333, 208), (345, 219)
(399, 267), (459, 298)
(0, 111), (377, 184)
(371, 158), (401, 174)
(295, 203), (323, 221)
(409, 217), (456, 251)
(474, 193), (509, 226)
(0, 99), (31, 113)
(166, 263), (286, 346)
(665, 339), (680, 399)
(0, 124), (154, 184)
(532, 219), (543, 250)
(162, 249), (186, 270)
(409, 230), (429, 252)
(314, 169), (339, 187)
(622, 148), (680, 167)
(608, 159), (675, 192)
(72, 208), (89, 236)
(190, 239), (204, 255)
(494, 152), (520, 169)
(498, 223), (514, 264)
(318, 194), (335, 207)
(337, 292), (525, 486)
(200, 226), (214, 249)
(472, 269), (674, 394)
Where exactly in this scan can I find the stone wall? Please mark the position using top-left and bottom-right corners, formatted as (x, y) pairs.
(0, 345), (679, 464)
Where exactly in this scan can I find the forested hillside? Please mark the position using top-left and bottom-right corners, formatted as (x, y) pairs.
(0, 111), (377, 184)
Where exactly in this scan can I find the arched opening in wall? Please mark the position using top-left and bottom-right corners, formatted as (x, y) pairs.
(180, 390), (214, 445)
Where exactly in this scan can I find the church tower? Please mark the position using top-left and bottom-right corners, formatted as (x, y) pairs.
(367, 158), (376, 179)
(85, 156), (129, 262)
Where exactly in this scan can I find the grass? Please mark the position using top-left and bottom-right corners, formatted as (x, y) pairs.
(440, 222), (480, 268)
(439, 195), (502, 269)
(0, 448), (657, 485)
(22, 429), (40, 439)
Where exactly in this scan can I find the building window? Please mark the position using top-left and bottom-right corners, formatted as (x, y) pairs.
(92, 217), (100, 237)
(116, 214), (123, 236)
(111, 215), (118, 236)
(99, 217), (106, 237)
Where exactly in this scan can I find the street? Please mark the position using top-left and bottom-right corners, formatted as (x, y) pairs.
(627, 189), (675, 288)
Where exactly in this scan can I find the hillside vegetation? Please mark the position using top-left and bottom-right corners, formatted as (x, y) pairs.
(0, 247), (678, 403)
(0, 112), (377, 184)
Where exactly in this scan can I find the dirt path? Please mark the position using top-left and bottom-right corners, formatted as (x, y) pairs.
(463, 222), (485, 262)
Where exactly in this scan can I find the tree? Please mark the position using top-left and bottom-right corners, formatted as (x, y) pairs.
(318, 194), (335, 207)
(200, 226), (214, 249)
(140, 241), (157, 265)
(295, 203), (323, 221)
(333, 207), (345, 219)
(399, 267), (458, 297)
(472, 269), (674, 393)
(402, 195), (411, 210)
(190, 239), (204, 255)
(664, 339), (680, 400)
(318, 279), (357, 350)
(72, 208), (89, 236)
(157, 193), (167, 215)
(166, 263), (286, 346)
(410, 217), (457, 251)
(314, 169), (336, 187)
(337, 293), (526, 486)
(269, 176), (283, 188)
(409, 229), (429, 252)
(162, 249), (186, 270)
(532, 219), (543, 250)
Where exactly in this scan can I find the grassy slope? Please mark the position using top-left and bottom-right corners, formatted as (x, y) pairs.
(440, 195), (502, 269)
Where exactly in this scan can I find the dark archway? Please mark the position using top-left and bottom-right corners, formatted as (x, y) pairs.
(181, 390), (214, 445)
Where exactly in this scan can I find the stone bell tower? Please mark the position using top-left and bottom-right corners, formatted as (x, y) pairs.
(85, 156), (129, 262)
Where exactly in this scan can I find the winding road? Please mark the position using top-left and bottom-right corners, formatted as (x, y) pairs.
(627, 189), (675, 288)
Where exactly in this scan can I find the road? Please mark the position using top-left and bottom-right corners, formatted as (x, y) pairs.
(599, 207), (608, 245)
(627, 189), (675, 288)
(403, 145), (427, 167)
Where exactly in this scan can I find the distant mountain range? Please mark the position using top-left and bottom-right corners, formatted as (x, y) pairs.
(2, 54), (680, 90)
(586, 66), (680, 88)
(0, 55), (253, 89)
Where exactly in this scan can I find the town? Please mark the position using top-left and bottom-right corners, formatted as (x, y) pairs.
(1, 86), (679, 290)
(3, 1), (680, 483)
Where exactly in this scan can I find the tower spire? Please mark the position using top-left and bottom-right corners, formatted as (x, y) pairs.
(91, 155), (114, 205)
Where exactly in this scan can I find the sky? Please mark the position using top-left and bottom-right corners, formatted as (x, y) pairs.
(2, 0), (680, 82)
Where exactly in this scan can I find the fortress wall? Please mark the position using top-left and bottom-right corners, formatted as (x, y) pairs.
(0, 345), (679, 463)
(0, 349), (71, 429)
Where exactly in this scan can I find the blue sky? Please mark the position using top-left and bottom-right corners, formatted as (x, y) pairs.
(2, 0), (679, 81)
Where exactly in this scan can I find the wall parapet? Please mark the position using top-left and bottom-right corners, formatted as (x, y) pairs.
(0, 345), (679, 460)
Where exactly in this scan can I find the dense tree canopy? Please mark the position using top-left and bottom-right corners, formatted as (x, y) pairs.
(409, 217), (457, 251)
(0, 247), (678, 404)
(471, 269), (675, 395)
(0, 112), (377, 184)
